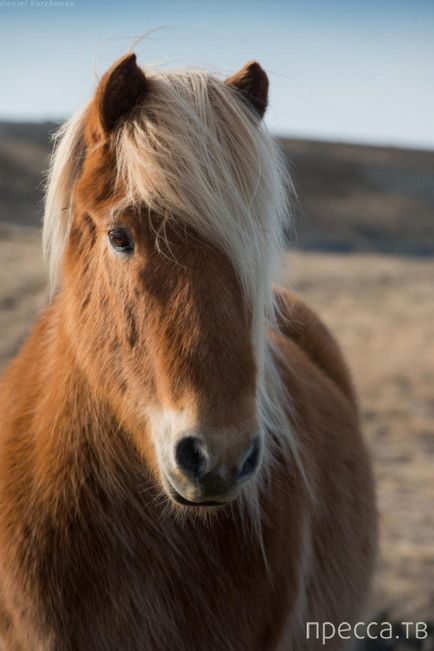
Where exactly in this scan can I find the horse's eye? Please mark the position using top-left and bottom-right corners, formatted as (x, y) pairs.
(108, 228), (134, 253)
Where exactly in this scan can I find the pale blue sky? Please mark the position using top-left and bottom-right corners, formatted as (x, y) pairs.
(1, 0), (433, 148)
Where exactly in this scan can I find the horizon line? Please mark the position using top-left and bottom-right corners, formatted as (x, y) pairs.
(1, 116), (433, 154)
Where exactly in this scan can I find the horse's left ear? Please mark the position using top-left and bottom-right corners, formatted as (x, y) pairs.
(94, 53), (148, 135)
(225, 61), (269, 119)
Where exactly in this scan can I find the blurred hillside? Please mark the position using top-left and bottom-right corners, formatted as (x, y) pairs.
(282, 138), (434, 256)
(1, 122), (434, 258)
(0, 122), (58, 227)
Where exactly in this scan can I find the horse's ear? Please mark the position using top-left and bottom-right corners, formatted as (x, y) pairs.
(225, 61), (269, 119)
(94, 53), (148, 135)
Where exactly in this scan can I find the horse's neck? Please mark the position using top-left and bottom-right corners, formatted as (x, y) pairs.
(4, 300), (143, 508)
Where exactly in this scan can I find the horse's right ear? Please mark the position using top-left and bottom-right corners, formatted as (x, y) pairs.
(93, 53), (148, 136)
(225, 61), (269, 119)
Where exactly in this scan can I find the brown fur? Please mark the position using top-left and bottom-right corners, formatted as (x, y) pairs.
(225, 60), (269, 118)
(0, 56), (377, 650)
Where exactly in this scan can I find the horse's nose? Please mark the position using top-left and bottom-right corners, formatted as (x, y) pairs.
(237, 437), (260, 479)
(174, 436), (260, 486)
(175, 436), (208, 481)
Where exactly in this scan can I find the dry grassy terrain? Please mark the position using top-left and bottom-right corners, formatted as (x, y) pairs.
(1, 224), (433, 633)
(286, 251), (434, 625)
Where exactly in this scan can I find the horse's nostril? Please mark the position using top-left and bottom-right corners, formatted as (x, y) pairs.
(238, 439), (260, 479)
(175, 437), (207, 480)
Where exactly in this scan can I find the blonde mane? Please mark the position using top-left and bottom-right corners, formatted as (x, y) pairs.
(43, 65), (308, 537)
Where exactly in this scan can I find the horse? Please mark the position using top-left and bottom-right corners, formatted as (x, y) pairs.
(0, 53), (377, 650)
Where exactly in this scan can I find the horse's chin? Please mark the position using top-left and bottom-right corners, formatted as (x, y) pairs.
(162, 474), (237, 509)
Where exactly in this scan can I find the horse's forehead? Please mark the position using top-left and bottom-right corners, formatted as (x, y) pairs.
(74, 141), (121, 215)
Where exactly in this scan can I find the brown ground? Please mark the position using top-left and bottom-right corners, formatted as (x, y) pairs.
(1, 223), (433, 628)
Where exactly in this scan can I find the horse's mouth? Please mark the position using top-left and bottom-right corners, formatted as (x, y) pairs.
(164, 476), (234, 508)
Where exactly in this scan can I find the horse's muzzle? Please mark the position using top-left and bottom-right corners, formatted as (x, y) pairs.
(163, 435), (261, 507)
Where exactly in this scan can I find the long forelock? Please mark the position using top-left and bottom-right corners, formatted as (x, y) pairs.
(114, 69), (289, 320)
(43, 65), (308, 542)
